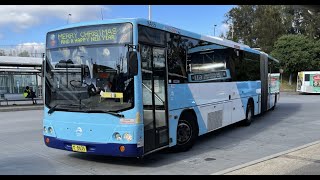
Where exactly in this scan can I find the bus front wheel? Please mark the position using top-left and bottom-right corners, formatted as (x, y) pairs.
(173, 117), (198, 152)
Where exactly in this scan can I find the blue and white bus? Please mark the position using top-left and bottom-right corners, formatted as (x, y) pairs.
(43, 18), (280, 157)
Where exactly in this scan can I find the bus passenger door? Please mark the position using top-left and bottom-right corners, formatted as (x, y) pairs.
(141, 45), (169, 153)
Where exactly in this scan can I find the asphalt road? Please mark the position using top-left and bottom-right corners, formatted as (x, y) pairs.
(0, 93), (320, 175)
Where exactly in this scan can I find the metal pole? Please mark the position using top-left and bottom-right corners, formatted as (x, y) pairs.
(214, 25), (217, 36)
(148, 5), (151, 20)
(101, 8), (104, 20)
(67, 14), (71, 24)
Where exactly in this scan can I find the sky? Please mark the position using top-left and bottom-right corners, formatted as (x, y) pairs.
(0, 5), (234, 56)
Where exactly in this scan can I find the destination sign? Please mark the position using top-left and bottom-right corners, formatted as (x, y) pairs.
(47, 23), (132, 48)
(190, 71), (228, 82)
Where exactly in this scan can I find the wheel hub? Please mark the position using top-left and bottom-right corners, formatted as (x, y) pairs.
(177, 122), (192, 145)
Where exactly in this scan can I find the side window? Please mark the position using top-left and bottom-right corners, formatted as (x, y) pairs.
(234, 51), (260, 81)
(140, 45), (152, 71)
(270, 60), (280, 74)
(305, 74), (310, 81)
(167, 33), (188, 84)
(187, 41), (230, 82)
(234, 51), (245, 81)
(138, 25), (166, 46)
(226, 48), (239, 81)
(243, 52), (260, 81)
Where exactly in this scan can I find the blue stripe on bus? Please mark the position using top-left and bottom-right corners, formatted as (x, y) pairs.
(168, 84), (207, 147)
(44, 136), (143, 157)
(236, 81), (261, 115)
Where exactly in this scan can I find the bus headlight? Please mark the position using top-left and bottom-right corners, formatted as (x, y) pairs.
(123, 133), (133, 142)
(48, 127), (54, 134)
(113, 132), (122, 141)
(44, 126), (48, 133)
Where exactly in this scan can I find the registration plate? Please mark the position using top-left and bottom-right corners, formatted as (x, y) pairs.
(71, 144), (87, 153)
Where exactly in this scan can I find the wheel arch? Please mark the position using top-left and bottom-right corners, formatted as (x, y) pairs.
(247, 97), (254, 112)
(179, 109), (199, 136)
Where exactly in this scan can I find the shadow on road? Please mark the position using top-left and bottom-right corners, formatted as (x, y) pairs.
(68, 101), (302, 168)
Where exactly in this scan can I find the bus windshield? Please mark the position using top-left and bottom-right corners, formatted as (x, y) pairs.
(45, 44), (134, 112)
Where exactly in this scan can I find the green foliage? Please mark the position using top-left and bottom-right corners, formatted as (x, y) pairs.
(18, 50), (30, 57)
(224, 5), (320, 74)
(224, 5), (320, 53)
(253, 6), (287, 53)
(224, 5), (257, 47)
(271, 34), (320, 74)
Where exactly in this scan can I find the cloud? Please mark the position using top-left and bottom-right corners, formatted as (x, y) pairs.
(16, 42), (45, 53)
(219, 23), (229, 36)
(0, 5), (110, 31)
(3, 42), (45, 57)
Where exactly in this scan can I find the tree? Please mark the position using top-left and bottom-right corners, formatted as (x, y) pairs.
(224, 5), (257, 47)
(253, 5), (287, 53)
(298, 9), (320, 40)
(18, 50), (30, 57)
(223, 5), (320, 53)
(0, 49), (5, 56)
(224, 5), (288, 53)
(271, 34), (320, 83)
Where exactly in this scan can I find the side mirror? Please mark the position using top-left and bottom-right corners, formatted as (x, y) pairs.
(127, 51), (138, 76)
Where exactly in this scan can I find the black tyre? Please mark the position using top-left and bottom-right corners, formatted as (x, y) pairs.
(173, 116), (198, 152)
(271, 94), (277, 110)
(242, 101), (254, 126)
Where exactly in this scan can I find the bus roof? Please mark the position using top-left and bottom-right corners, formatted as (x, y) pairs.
(48, 18), (279, 62)
(0, 56), (42, 67)
(299, 71), (320, 73)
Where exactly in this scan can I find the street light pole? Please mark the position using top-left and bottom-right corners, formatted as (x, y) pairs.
(101, 8), (104, 20)
(214, 24), (217, 36)
(67, 14), (71, 24)
(148, 5), (151, 20)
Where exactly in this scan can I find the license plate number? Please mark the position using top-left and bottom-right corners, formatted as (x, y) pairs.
(71, 144), (87, 152)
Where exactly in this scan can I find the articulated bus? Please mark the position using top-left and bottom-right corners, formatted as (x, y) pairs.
(297, 71), (320, 93)
(43, 18), (280, 157)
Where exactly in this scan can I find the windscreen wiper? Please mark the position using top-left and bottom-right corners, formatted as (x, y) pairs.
(83, 110), (124, 118)
(48, 103), (87, 115)
(48, 104), (58, 115)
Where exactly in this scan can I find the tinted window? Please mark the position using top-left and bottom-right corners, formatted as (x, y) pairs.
(305, 74), (310, 81)
(138, 25), (166, 46)
(232, 51), (260, 81)
(269, 59), (280, 74)
(167, 33), (188, 83)
(243, 52), (260, 81)
(188, 44), (227, 73)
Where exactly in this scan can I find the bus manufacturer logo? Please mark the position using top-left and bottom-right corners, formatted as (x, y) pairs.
(75, 127), (83, 136)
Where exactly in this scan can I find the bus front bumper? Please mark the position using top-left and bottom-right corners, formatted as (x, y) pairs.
(44, 136), (143, 157)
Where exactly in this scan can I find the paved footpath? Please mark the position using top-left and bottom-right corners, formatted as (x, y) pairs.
(0, 104), (43, 112)
(213, 140), (320, 175)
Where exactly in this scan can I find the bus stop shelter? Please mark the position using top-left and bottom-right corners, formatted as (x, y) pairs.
(0, 56), (42, 103)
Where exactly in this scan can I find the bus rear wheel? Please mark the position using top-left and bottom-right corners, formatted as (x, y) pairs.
(173, 117), (198, 152)
(242, 101), (254, 126)
(271, 94), (277, 110)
